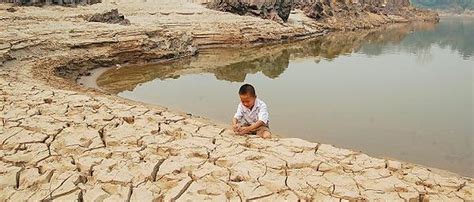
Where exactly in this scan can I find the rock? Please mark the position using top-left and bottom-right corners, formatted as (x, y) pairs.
(88, 9), (131, 26)
(6, 7), (16, 12)
(122, 116), (134, 124)
(1, 0), (101, 6)
(298, 1), (333, 20)
(295, 0), (423, 21)
(43, 98), (52, 104)
(207, 0), (293, 22)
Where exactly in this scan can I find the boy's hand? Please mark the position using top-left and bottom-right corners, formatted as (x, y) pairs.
(232, 124), (240, 133)
(238, 126), (252, 135)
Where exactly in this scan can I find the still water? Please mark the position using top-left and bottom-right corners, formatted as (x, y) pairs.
(91, 17), (473, 176)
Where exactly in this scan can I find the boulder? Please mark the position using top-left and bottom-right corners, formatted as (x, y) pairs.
(88, 9), (131, 26)
(207, 0), (294, 22)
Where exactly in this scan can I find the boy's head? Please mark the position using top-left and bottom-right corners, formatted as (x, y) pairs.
(239, 84), (256, 109)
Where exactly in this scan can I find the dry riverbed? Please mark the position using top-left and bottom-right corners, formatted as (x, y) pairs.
(0, 0), (472, 201)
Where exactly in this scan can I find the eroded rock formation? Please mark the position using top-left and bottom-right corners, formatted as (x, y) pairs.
(295, 0), (432, 21)
(208, 0), (438, 25)
(207, 0), (294, 22)
(88, 9), (131, 25)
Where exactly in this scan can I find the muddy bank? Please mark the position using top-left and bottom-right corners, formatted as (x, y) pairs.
(0, 0), (472, 201)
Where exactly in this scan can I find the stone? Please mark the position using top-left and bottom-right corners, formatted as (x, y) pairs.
(122, 116), (135, 124)
(88, 9), (131, 26)
(6, 7), (16, 13)
(208, 0), (293, 22)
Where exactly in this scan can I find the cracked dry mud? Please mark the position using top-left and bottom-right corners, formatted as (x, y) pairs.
(0, 0), (473, 201)
(1, 82), (473, 201)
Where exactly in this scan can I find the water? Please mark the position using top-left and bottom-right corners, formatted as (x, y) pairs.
(90, 17), (473, 176)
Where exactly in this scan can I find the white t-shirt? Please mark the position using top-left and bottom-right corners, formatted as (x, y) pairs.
(234, 98), (269, 125)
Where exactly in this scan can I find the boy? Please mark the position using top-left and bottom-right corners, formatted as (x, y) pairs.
(232, 84), (272, 139)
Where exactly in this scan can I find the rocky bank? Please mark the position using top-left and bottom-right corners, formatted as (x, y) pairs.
(0, 0), (472, 201)
(208, 0), (438, 27)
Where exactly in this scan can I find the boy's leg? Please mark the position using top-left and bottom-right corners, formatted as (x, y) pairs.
(256, 126), (271, 139)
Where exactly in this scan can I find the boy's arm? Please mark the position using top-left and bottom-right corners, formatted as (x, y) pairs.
(233, 105), (243, 131)
(232, 118), (242, 133)
(232, 117), (239, 127)
(257, 102), (269, 125)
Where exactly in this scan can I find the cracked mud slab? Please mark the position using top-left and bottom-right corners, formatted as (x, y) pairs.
(0, 0), (472, 201)
(1, 68), (473, 201)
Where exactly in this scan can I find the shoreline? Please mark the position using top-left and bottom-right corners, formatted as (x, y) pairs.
(81, 19), (472, 177)
(1, 0), (473, 201)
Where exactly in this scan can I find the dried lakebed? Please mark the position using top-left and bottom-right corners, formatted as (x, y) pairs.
(88, 18), (474, 177)
(1, 1), (473, 202)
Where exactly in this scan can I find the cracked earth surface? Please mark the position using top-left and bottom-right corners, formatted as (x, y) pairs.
(0, 0), (473, 201)
(1, 79), (473, 201)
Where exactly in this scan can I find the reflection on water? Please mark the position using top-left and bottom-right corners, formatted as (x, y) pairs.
(93, 17), (473, 176)
(97, 18), (473, 92)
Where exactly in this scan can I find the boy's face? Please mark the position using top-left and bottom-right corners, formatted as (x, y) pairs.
(239, 93), (256, 109)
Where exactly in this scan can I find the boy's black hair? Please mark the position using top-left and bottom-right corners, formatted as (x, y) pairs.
(239, 84), (256, 97)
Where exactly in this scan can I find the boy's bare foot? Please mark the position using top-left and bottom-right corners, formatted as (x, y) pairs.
(259, 131), (272, 139)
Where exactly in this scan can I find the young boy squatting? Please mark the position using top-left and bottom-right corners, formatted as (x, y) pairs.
(232, 84), (272, 139)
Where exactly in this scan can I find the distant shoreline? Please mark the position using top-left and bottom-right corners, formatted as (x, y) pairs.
(432, 9), (474, 17)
